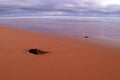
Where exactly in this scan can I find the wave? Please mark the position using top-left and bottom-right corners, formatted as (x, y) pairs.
(0, 16), (120, 22)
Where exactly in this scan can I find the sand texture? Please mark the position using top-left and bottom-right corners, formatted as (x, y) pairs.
(0, 26), (120, 80)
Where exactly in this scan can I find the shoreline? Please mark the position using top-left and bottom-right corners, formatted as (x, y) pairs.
(0, 18), (120, 44)
(3, 25), (120, 48)
(0, 26), (120, 80)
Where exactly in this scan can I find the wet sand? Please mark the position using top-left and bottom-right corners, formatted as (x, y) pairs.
(0, 26), (120, 80)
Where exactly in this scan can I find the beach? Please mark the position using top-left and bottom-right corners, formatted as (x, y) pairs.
(0, 18), (120, 42)
(0, 26), (120, 80)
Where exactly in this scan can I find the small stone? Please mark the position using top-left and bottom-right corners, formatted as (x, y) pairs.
(28, 48), (50, 55)
(85, 36), (88, 38)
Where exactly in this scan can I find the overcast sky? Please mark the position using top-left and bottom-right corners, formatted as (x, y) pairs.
(0, 0), (120, 17)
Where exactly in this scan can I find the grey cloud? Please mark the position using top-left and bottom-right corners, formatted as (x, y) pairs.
(0, 0), (120, 17)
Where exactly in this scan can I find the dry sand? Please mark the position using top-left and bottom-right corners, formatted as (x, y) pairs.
(0, 26), (120, 80)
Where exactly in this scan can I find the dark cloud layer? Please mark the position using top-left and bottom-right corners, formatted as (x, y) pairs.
(0, 0), (120, 17)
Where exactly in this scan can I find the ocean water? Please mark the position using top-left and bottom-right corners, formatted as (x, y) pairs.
(0, 17), (120, 42)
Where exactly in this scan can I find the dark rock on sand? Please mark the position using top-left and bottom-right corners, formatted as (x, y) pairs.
(28, 48), (50, 55)
(85, 36), (88, 38)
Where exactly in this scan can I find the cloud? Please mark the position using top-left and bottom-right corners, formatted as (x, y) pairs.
(0, 0), (120, 17)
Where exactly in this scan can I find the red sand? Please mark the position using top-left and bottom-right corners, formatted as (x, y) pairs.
(0, 26), (120, 80)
